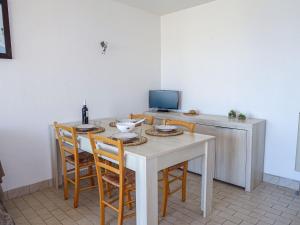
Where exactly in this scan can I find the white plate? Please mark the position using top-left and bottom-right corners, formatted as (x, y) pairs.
(112, 132), (138, 141)
(117, 118), (139, 123)
(77, 124), (96, 129)
(155, 125), (177, 131)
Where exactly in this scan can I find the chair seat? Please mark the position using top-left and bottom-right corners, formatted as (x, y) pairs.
(66, 151), (94, 166)
(102, 169), (135, 187)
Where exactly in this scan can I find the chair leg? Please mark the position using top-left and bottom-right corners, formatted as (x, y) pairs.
(74, 168), (80, 208)
(161, 169), (169, 217)
(63, 161), (69, 200)
(126, 190), (133, 210)
(88, 165), (95, 186)
(118, 187), (124, 225)
(106, 182), (111, 198)
(182, 161), (188, 202)
(100, 202), (105, 225)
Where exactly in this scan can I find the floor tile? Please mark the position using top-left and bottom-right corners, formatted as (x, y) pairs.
(4, 173), (300, 225)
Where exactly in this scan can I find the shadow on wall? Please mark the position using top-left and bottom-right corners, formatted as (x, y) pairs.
(0, 127), (53, 191)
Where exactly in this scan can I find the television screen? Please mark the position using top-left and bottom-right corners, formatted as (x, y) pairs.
(149, 90), (179, 110)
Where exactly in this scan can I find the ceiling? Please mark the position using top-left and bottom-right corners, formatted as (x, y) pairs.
(113, 0), (215, 15)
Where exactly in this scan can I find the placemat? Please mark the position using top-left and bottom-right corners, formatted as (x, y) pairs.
(76, 127), (105, 134)
(111, 136), (148, 146)
(109, 121), (117, 127)
(145, 128), (184, 137)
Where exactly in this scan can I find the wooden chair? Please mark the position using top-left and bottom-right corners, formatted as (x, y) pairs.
(54, 122), (97, 208)
(89, 134), (135, 225)
(161, 119), (196, 217)
(129, 113), (154, 125)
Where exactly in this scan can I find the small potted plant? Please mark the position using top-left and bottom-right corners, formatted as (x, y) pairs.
(228, 110), (237, 119)
(238, 113), (247, 121)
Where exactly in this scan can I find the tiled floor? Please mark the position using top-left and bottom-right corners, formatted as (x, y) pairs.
(4, 173), (300, 225)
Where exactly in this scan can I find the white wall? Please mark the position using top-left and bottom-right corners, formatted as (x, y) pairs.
(2, 0), (300, 191)
(0, 0), (161, 191)
(161, 0), (300, 181)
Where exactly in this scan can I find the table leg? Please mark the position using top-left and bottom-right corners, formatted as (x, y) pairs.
(135, 157), (158, 225)
(49, 125), (62, 190)
(201, 140), (215, 217)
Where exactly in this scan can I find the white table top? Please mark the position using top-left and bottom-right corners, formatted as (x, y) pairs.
(64, 118), (215, 160)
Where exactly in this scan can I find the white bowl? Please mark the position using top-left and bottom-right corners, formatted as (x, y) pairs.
(117, 118), (138, 123)
(116, 122), (135, 133)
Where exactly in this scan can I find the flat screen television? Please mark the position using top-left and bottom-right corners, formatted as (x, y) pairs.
(149, 90), (179, 112)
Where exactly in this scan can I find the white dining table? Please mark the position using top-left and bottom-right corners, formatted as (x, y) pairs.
(49, 119), (216, 225)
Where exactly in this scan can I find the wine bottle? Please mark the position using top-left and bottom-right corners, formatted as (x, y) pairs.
(82, 100), (89, 124)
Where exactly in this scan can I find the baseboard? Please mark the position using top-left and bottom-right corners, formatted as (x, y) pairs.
(263, 173), (300, 191)
(2, 173), (299, 200)
(3, 179), (53, 200)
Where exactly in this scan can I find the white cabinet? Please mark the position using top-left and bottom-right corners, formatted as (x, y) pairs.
(213, 127), (247, 187)
(146, 111), (266, 192)
(191, 125), (247, 187)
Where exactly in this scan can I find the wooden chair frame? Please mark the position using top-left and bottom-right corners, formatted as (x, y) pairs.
(89, 134), (135, 225)
(161, 119), (196, 216)
(129, 113), (154, 125)
(54, 122), (97, 208)
(165, 119), (196, 133)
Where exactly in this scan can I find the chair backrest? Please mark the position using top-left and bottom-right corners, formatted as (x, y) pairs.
(54, 122), (79, 158)
(129, 113), (154, 125)
(165, 119), (196, 133)
(89, 134), (125, 188)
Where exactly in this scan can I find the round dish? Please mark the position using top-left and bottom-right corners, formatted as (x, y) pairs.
(155, 125), (178, 132)
(112, 132), (138, 141)
(123, 136), (147, 146)
(77, 124), (96, 129)
(76, 126), (105, 134)
(76, 124), (97, 132)
(145, 128), (184, 137)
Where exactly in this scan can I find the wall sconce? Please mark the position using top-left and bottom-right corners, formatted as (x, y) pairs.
(100, 41), (108, 54)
